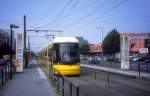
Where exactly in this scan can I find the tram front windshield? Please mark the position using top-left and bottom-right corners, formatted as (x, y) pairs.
(55, 43), (79, 64)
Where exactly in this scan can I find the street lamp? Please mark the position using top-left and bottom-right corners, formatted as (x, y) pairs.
(10, 24), (19, 79)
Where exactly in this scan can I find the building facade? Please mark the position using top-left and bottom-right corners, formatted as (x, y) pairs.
(88, 43), (102, 55)
(88, 32), (150, 56)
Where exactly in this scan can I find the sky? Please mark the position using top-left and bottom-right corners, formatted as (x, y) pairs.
(0, 0), (150, 51)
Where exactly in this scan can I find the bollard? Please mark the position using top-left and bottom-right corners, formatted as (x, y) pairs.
(94, 72), (96, 80)
(57, 74), (60, 92)
(107, 71), (110, 84)
(54, 69), (56, 86)
(76, 86), (79, 96)
(62, 77), (64, 96)
(138, 63), (141, 77)
(6, 64), (9, 80)
(2, 66), (4, 85)
(69, 83), (72, 96)
(4, 65), (7, 82)
(147, 63), (149, 72)
(8, 63), (11, 79)
(52, 70), (54, 85)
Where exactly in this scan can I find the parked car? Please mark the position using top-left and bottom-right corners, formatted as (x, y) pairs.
(132, 57), (141, 62)
(101, 56), (108, 61)
(129, 56), (135, 61)
(144, 59), (150, 63)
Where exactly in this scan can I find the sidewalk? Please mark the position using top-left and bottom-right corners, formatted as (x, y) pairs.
(81, 64), (150, 79)
(0, 59), (57, 96)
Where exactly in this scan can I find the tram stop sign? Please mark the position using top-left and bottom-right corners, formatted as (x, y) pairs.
(139, 48), (149, 53)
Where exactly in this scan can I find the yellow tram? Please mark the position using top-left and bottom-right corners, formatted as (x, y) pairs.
(40, 37), (80, 75)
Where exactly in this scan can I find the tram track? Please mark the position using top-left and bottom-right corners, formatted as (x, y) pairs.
(64, 66), (150, 96)
(38, 57), (150, 96)
(72, 76), (150, 96)
(85, 66), (150, 88)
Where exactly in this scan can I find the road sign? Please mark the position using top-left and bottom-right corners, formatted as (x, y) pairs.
(139, 48), (149, 53)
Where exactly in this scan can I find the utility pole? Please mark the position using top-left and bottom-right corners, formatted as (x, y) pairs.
(24, 15), (28, 68)
(28, 36), (30, 60)
(28, 36), (30, 50)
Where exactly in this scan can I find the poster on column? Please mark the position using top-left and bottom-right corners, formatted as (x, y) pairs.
(16, 32), (24, 72)
(121, 35), (129, 69)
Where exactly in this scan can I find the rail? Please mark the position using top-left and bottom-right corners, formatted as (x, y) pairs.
(48, 66), (80, 96)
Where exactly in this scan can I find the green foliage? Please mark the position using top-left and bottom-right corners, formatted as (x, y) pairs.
(76, 37), (89, 54)
(102, 29), (120, 54)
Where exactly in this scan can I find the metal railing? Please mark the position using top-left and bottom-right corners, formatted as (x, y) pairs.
(80, 58), (150, 73)
(80, 66), (137, 85)
(0, 61), (15, 87)
(48, 66), (80, 96)
(81, 67), (111, 84)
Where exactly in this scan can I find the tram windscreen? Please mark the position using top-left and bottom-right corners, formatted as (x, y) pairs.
(55, 43), (79, 64)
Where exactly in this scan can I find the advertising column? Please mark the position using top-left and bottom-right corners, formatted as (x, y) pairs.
(16, 32), (24, 72)
(120, 35), (129, 69)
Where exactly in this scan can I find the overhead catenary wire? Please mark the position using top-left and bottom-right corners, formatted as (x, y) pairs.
(0, 19), (35, 30)
(72, 0), (79, 8)
(0, 19), (15, 23)
(45, 0), (98, 27)
(45, 0), (73, 27)
(70, 0), (128, 33)
(34, 0), (62, 28)
(56, 0), (98, 21)
(55, 0), (80, 27)
(65, 0), (117, 26)
(87, 0), (128, 24)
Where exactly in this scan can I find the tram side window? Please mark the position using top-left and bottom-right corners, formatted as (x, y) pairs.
(48, 50), (52, 61)
(52, 50), (57, 63)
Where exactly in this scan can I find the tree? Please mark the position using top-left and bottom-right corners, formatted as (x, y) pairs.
(76, 37), (89, 54)
(102, 29), (120, 55)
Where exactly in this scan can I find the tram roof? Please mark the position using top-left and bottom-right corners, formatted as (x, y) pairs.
(53, 37), (78, 43)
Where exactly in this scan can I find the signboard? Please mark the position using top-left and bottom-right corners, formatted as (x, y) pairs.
(139, 48), (148, 53)
(16, 33), (24, 72)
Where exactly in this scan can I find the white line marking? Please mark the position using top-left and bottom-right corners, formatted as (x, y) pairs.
(37, 67), (47, 79)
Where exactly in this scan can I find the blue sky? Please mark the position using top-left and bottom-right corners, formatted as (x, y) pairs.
(0, 0), (150, 51)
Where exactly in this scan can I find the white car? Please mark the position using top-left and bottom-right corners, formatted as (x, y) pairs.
(132, 57), (140, 61)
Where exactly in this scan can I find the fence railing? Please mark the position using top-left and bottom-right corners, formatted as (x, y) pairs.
(0, 61), (15, 87)
(81, 67), (111, 84)
(48, 66), (80, 96)
(80, 66), (137, 85)
(80, 58), (150, 74)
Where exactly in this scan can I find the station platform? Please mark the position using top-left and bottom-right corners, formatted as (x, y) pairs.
(0, 59), (57, 96)
(81, 64), (150, 79)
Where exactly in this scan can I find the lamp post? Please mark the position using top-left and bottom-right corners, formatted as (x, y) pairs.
(10, 24), (19, 79)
